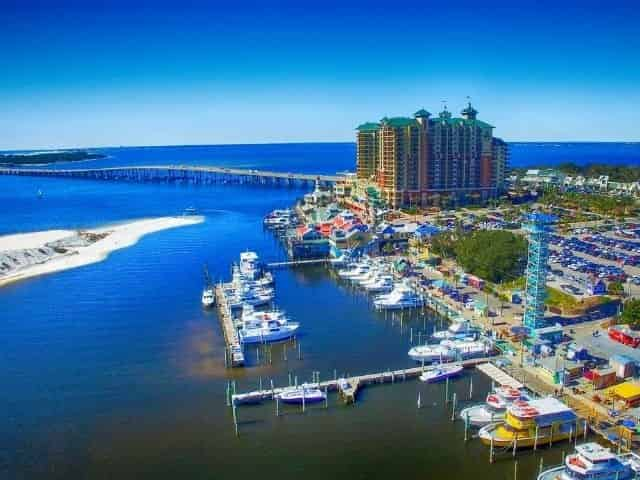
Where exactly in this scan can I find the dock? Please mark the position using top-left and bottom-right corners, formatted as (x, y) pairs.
(475, 362), (523, 389)
(231, 356), (495, 406)
(214, 284), (245, 367)
(266, 258), (333, 269)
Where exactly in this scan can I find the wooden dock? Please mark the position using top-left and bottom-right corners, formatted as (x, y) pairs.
(214, 284), (245, 367)
(231, 356), (495, 406)
(266, 258), (333, 269)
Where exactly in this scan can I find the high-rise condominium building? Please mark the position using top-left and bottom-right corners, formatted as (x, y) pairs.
(356, 103), (508, 208)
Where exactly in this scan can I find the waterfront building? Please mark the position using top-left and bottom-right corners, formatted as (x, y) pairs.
(356, 102), (508, 208)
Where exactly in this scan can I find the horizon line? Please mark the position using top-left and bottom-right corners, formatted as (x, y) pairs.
(2, 139), (640, 154)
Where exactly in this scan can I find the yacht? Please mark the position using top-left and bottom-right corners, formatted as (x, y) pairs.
(239, 251), (263, 280)
(239, 304), (289, 326)
(374, 283), (423, 310)
(277, 384), (326, 404)
(432, 319), (479, 340)
(338, 263), (371, 279)
(201, 287), (215, 308)
(441, 339), (492, 359)
(238, 318), (299, 344)
(408, 344), (456, 363)
(459, 386), (527, 426)
(478, 396), (584, 449)
(227, 286), (274, 309)
(537, 443), (640, 480)
(364, 275), (394, 293)
(419, 364), (464, 383)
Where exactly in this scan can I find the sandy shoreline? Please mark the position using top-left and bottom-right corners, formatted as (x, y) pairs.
(0, 216), (204, 287)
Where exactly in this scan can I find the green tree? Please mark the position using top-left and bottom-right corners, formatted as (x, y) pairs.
(454, 230), (527, 283)
(608, 281), (624, 296)
(620, 299), (640, 328)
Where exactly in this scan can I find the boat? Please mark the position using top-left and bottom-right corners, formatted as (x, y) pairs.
(238, 318), (300, 344)
(239, 304), (289, 326)
(277, 384), (326, 404)
(408, 344), (456, 363)
(183, 206), (197, 215)
(432, 319), (480, 340)
(239, 251), (263, 280)
(338, 263), (371, 279)
(37, 189), (44, 198)
(459, 386), (527, 426)
(227, 286), (274, 308)
(373, 283), (423, 310)
(537, 442), (640, 480)
(201, 287), (215, 308)
(478, 396), (584, 449)
(363, 275), (394, 293)
(419, 364), (464, 382)
(440, 339), (492, 359)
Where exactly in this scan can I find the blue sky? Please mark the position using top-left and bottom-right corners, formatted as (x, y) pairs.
(1, 0), (639, 149)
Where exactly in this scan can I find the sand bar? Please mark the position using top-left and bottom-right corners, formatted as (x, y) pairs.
(0, 216), (204, 287)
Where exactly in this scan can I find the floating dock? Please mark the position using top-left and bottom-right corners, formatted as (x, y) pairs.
(231, 356), (495, 406)
(214, 284), (245, 367)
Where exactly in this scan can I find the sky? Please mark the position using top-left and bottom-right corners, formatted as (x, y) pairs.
(1, 0), (639, 149)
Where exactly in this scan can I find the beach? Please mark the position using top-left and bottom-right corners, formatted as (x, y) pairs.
(0, 216), (204, 287)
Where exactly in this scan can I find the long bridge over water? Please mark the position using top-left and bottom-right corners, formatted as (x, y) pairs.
(0, 165), (344, 188)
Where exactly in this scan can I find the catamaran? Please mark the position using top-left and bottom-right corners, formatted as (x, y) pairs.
(537, 442), (640, 480)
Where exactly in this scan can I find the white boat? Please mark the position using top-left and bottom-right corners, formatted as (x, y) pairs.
(441, 339), (492, 359)
(433, 319), (479, 340)
(240, 304), (289, 326)
(364, 276), (394, 293)
(538, 443), (640, 480)
(459, 386), (527, 426)
(238, 319), (299, 344)
(419, 364), (464, 382)
(338, 264), (371, 279)
(408, 344), (456, 363)
(239, 251), (263, 280)
(227, 287), (274, 308)
(201, 287), (215, 308)
(373, 283), (423, 310)
(277, 384), (326, 404)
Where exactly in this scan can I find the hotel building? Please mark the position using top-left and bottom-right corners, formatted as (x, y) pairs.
(356, 103), (508, 208)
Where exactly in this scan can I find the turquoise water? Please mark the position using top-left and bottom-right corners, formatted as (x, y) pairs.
(0, 143), (615, 479)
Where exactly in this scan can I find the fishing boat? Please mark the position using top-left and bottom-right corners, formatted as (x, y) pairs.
(432, 319), (479, 340)
(537, 442), (640, 480)
(201, 287), (215, 308)
(459, 386), (527, 426)
(239, 304), (289, 326)
(363, 275), (394, 293)
(419, 364), (464, 382)
(227, 286), (274, 309)
(440, 339), (492, 359)
(277, 384), (326, 404)
(201, 264), (215, 308)
(373, 283), (423, 310)
(338, 263), (371, 279)
(238, 318), (299, 344)
(478, 397), (584, 449)
(408, 344), (456, 363)
(239, 251), (263, 280)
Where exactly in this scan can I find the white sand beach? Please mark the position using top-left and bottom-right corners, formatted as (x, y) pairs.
(0, 216), (204, 287)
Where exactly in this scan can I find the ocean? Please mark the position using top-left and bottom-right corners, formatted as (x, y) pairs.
(1, 142), (634, 479)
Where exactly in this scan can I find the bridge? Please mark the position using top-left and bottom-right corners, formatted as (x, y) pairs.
(0, 165), (345, 188)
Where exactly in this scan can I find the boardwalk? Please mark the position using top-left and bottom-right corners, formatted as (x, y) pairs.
(231, 356), (495, 406)
(214, 284), (245, 367)
(0, 165), (344, 187)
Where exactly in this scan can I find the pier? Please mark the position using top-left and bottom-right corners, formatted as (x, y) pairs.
(230, 356), (495, 406)
(266, 258), (334, 269)
(0, 165), (343, 188)
(214, 284), (245, 367)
